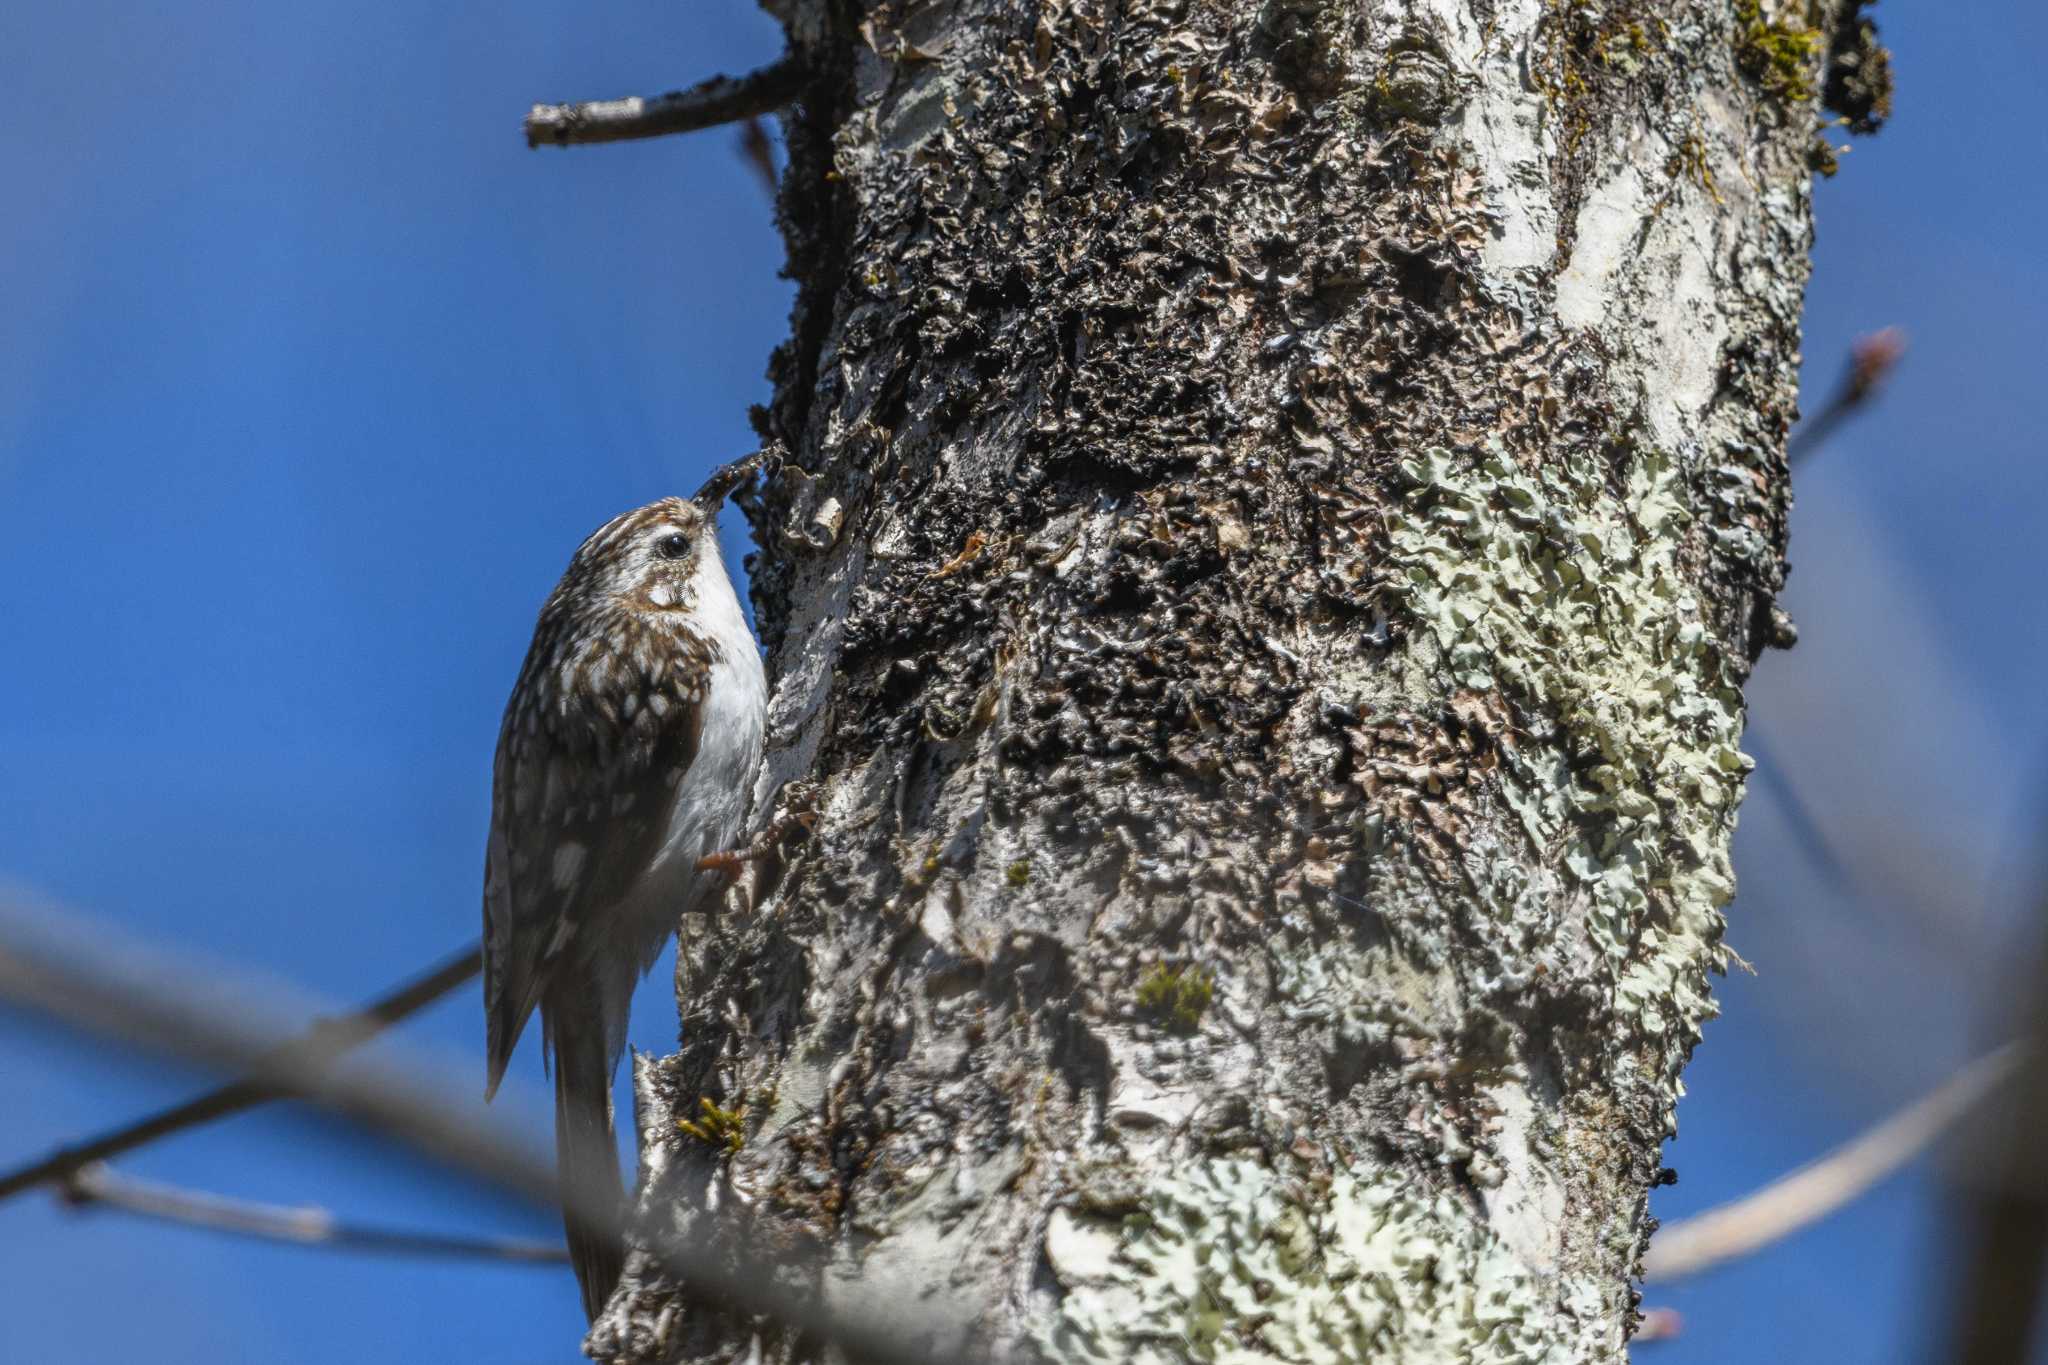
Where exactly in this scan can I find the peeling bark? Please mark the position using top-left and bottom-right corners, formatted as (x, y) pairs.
(594, 1), (1845, 1359)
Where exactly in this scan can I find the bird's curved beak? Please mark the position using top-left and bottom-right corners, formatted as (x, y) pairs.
(692, 450), (765, 512)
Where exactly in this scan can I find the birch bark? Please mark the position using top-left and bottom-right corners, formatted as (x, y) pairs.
(594, 1), (1863, 1359)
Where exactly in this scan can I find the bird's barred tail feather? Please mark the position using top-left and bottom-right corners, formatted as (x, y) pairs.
(547, 972), (625, 1323)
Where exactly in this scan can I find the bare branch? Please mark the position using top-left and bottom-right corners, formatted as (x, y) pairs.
(0, 943), (480, 1204)
(0, 898), (969, 1365)
(62, 1162), (567, 1263)
(1644, 1042), (2023, 1281)
(525, 56), (807, 151)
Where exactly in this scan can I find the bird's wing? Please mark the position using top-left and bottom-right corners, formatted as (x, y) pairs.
(483, 617), (710, 1098)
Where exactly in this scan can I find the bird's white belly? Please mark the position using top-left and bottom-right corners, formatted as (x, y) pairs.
(629, 640), (766, 944)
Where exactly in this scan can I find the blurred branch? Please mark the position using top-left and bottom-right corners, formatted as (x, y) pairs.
(1787, 326), (1907, 464)
(61, 1161), (567, 1263)
(1635, 1308), (1684, 1343)
(0, 898), (962, 1365)
(526, 55), (807, 150)
(1949, 1145), (2048, 1364)
(739, 117), (779, 199)
(1945, 909), (2048, 1361)
(0, 943), (480, 1204)
(1644, 1041), (2023, 1281)
(1746, 724), (1857, 893)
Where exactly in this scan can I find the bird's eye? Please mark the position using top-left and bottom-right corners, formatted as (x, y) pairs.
(655, 532), (692, 560)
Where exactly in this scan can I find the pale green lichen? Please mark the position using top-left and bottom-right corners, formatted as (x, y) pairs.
(1385, 437), (1750, 1109)
(1043, 1157), (1605, 1363)
(1270, 924), (1433, 1042)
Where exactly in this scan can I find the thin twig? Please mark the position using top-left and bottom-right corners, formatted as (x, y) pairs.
(0, 943), (481, 1204)
(61, 1162), (568, 1263)
(1787, 326), (1907, 464)
(525, 55), (807, 150)
(0, 898), (963, 1365)
(1644, 1041), (2023, 1281)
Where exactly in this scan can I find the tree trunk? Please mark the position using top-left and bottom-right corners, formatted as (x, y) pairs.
(595, 1), (1854, 1359)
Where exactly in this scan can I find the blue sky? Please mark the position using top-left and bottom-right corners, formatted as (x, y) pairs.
(2, 3), (2043, 1361)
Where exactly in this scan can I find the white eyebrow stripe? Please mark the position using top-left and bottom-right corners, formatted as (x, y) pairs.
(576, 516), (638, 558)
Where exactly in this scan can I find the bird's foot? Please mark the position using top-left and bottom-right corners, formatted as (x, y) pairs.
(695, 807), (817, 879)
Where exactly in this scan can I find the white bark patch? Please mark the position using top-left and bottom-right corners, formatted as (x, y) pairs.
(1445, 0), (1558, 286)
(916, 880), (963, 953)
(1045, 1208), (1126, 1288)
(1105, 1060), (1203, 1138)
(1552, 94), (1751, 452)
(1478, 1083), (1568, 1277)
(1554, 158), (1650, 332)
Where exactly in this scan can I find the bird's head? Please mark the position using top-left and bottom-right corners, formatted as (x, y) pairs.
(561, 497), (724, 616)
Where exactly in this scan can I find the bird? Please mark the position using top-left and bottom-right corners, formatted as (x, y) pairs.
(482, 483), (766, 1322)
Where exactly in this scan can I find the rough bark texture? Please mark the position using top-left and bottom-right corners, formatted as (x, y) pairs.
(593, 1), (1861, 1360)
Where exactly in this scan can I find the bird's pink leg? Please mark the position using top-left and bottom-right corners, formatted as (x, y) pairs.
(694, 849), (750, 878)
(695, 810), (817, 878)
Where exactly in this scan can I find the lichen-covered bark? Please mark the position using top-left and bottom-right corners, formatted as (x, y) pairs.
(593, 1), (1850, 1360)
